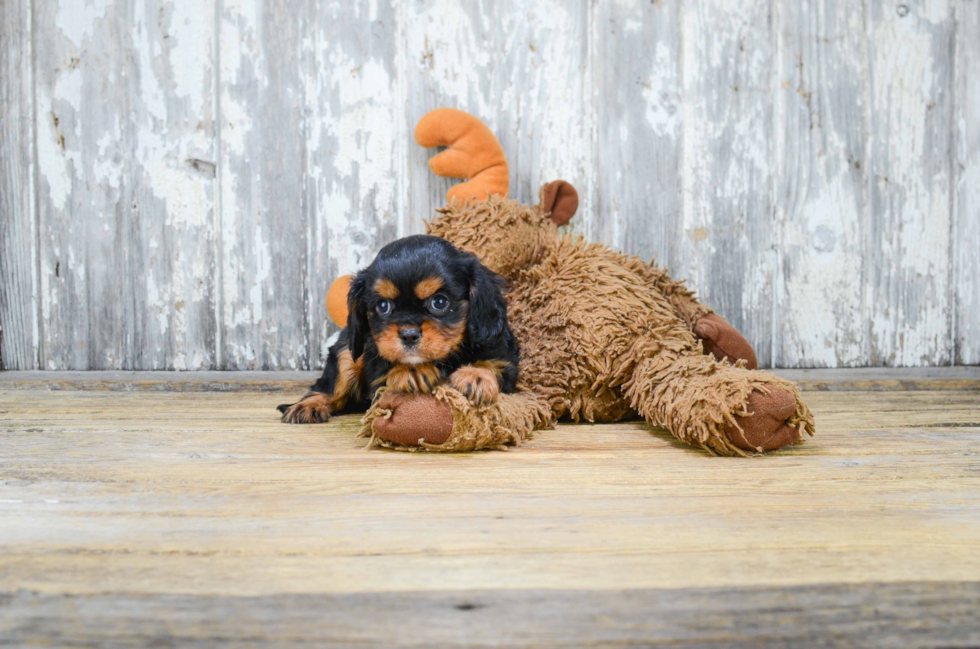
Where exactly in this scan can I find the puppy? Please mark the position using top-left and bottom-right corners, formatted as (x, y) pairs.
(278, 234), (519, 424)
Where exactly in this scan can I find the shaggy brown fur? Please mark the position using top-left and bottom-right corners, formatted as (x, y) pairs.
(361, 189), (815, 456)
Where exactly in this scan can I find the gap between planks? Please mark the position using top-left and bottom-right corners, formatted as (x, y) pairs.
(0, 367), (978, 393)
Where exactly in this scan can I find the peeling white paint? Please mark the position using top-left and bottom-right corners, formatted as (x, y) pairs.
(54, 0), (112, 48)
(7, 0), (976, 370)
(641, 42), (679, 138)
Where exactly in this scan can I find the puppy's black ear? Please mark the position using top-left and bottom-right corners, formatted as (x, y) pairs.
(465, 256), (507, 348)
(346, 272), (370, 360)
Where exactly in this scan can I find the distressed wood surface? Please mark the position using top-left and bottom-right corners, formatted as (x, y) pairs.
(0, 385), (979, 645)
(774, 0), (868, 368)
(593, 1), (681, 267)
(956, 0), (980, 365)
(1, 367), (978, 392)
(678, 0), (776, 368)
(4, 583), (979, 648)
(1, 0), (978, 370)
(867, 0), (955, 366)
(32, 0), (217, 371)
(0, 0), (36, 371)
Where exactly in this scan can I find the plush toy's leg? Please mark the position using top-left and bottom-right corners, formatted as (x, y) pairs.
(360, 387), (553, 452)
(626, 258), (758, 369)
(693, 314), (759, 370)
(624, 350), (814, 456)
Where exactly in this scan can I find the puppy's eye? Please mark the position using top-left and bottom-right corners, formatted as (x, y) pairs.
(376, 300), (392, 316)
(428, 295), (449, 313)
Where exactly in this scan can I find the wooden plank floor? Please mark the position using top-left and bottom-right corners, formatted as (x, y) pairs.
(1, 371), (979, 647)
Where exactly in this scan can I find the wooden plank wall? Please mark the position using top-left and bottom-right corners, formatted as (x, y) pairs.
(1, 0), (977, 370)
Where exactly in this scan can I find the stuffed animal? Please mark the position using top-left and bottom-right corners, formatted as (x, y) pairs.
(329, 108), (815, 456)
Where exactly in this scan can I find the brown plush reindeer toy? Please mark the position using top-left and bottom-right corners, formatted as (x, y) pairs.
(347, 108), (815, 456)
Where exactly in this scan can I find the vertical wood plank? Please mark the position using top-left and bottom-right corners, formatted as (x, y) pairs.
(401, 0), (500, 229)
(218, 0), (310, 369)
(773, 0), (869, 367)
(133, 0), (218, 370)
(34, 0), (217, 370)
(304, 0), (404, 366)
(0, 0), (38, 369)
(679, 0), (775, 366)
(866, 0), (954, 366)
(491, 0), (592, 229)
(592, 0), (681, 264)
(955, 0), (980, 365)
(401, 1), (593, 241)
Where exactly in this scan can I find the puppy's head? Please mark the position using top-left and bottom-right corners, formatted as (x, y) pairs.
(346, 235), (506, 364)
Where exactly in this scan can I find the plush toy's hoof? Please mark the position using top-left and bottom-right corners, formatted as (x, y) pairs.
(371, 391), (454, 447)
(724, 388), (801, 452)
(694, 314), (758, 370)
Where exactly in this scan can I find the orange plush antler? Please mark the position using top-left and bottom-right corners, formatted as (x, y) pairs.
(415, 108), (509, 203)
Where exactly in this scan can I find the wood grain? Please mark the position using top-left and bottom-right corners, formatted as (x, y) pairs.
(774, 0), (868, 368)
(32, 0), (218, 371)
(0, 384), (978, 645)
(866, 0), (955, 366)
(1, 367), (977, 392)
(0, 0), (37, 370)
(956, 0), (980, 365)
(1, 388), (978, 596)
(3, 582), (979, 648)
(679, 0), (775, 367)
(2, 1), (979, 370)
(218, 0), (309, 370)
(593, 0), (681, 266)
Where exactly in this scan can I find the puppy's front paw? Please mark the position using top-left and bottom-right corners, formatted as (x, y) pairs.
(279, 393), (332, 424)
(449, 364), (500, 406)
(386, 363), (442, 394)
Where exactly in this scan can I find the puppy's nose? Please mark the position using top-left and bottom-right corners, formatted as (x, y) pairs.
(399, 326), (421, 346)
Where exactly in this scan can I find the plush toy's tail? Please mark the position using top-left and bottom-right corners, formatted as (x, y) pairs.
(415, 107), (509, 203)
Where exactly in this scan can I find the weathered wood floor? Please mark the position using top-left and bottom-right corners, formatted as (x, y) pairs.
(1, 369), (978, 647)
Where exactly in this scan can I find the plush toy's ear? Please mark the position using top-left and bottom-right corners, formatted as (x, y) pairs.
(346, 273), (370, 360)
(415, 108), (509, 204)
(326, 274), (353, 328)
(539, 180), (578, 226)
(465, 257), (507, 348)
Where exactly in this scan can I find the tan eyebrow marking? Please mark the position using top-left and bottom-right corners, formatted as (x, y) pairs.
(414, 276), (444, 300)
(374, 278), (399, 299)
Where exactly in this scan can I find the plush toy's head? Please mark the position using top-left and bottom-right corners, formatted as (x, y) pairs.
(417, 108), (579, 279)
(425, 186), (573, 280)
(325, 108), (578, 326)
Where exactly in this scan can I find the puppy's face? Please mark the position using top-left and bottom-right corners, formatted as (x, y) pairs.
(347, 236), (491, 365)
(367, 271), (467, 364)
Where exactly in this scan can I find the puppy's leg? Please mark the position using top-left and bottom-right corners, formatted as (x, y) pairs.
(279, 391), (334, 424)
(279, 340), (363, 424)
(448, 360), (508, 406)
(385, 363), (443, 394)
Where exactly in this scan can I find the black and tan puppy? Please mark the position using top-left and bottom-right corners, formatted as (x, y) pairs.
(278, 235), (520, 424)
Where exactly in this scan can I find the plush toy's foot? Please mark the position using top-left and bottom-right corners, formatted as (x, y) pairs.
(724, 387), (802, 452)
(694, 314), (758, 370)
(370, 391), (454, 446)
(626, 350), (814, 456)
(360, 387), (552, 452)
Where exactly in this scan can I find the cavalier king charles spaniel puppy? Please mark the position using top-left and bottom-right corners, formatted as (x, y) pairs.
(279, 235), (519, 424)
